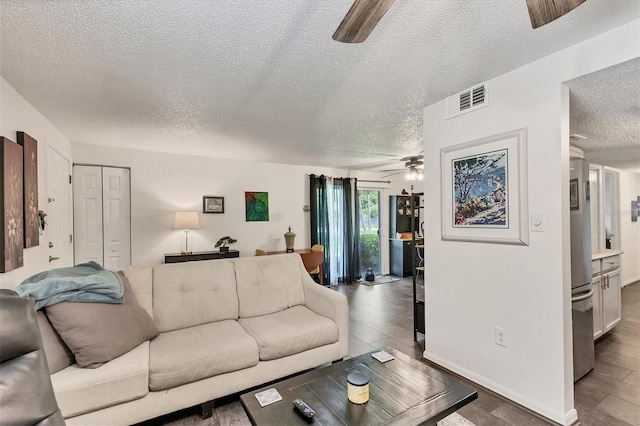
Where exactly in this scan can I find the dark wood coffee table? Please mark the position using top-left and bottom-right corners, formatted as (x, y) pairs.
(240, 347), (477, 425)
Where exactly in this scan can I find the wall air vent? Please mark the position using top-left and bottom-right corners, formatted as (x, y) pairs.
(446, 82), (489, 120)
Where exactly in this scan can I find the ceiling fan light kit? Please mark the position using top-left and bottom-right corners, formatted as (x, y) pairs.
(379, 155), (424, 179)
(405, 167), (424, 181)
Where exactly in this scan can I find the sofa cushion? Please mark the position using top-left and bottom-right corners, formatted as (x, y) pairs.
(149, 320), (259, 391)
(152, 260), (239, 332)
(238, 305), (338, 361)
(36, 311), (74, 374)
(45, 272), (159, 368)
(121, 265), (153, 316)
(51, 341), (149, 418)
(231, 254), (305, 318)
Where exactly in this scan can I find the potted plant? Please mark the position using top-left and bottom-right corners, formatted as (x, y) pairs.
(215, 236), (237, 253)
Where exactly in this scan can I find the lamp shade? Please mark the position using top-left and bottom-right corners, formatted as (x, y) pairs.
(173, 211), (200, 229)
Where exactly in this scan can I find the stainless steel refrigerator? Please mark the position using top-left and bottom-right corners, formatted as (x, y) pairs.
(570, 157), (594, 382)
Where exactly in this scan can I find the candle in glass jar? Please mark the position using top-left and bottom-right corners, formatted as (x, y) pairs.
(347, 372), (369, 404)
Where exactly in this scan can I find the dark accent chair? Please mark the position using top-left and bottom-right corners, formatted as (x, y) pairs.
(0, 289), (65, 425)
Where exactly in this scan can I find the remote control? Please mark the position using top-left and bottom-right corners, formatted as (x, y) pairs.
(292, 399), (315, 421)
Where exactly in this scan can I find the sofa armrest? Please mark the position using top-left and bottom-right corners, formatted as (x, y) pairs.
(300, 269), (349, 359)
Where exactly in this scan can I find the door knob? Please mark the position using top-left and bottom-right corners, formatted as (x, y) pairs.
(49, 256), (60, 262)
(49, 242), (54, 248)
(48, 197), (55, 203)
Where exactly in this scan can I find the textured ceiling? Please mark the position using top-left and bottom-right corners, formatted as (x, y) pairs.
(1, 0), (639, 170)
(566, 58), (640, 173)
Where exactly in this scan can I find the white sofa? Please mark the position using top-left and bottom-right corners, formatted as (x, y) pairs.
(50, 254), (349, 425)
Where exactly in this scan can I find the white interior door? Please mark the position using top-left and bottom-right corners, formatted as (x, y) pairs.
(47, 147), (71, 266)
(102, 167), (131, 269)
(73, 165), (131, 269)
(73, 165), (104, 265)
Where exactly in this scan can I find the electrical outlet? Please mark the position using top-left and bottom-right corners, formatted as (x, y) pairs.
(495, 327), (507, 347)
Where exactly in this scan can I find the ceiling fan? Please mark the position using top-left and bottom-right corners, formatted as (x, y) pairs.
(333, 0), (587, 43)
(380, 155), (424, 180)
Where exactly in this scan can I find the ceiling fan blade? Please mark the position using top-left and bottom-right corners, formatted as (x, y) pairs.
(525, 0), (586, 29)
(333, 0), (396, 43)
(380, 170), (405, 179)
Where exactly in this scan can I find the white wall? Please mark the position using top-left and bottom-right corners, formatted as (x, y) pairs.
(72, 143), (349, 266)
(421, 20), (639, 426)
(619, 170), (640, 286)
(0, 77), (73, 289)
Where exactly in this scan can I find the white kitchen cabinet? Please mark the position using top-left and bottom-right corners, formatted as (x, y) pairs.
(602, 269), (621, 333)
(591, 253), (622, 340)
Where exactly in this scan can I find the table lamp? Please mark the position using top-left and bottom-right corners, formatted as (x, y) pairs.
(173, 211), (199, 254)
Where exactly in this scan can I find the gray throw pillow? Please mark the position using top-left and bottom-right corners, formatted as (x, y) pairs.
(45, 272), (159, 368)
(36, 311), (75, 374)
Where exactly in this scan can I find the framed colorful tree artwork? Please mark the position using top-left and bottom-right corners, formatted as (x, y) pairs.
(440, 128), (529, 245)
(245, 191), (269, 222)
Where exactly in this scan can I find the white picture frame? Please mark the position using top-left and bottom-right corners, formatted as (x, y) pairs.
(440, 128), (529, 245)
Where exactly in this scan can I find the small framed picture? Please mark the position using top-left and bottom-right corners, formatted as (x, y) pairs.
(203, 196), (224, 214)
(569, 179), (579, 210)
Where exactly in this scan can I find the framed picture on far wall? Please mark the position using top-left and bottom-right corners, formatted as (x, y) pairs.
(570, 179), (579, 210)
(440, 128), (529, 246)
(203, 196), (224, 214)
(245, 191), (269, 221)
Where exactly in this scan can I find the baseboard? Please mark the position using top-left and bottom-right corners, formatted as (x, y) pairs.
(622, 276), (640, 288)
(565, 408), (579, 425)
(423, 350), (571, 425)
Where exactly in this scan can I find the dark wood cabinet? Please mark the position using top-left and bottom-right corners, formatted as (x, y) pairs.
(390, 239), (417, 277)
(164, 250), (239, 263)
(389, 195), (420, 237)
(389, 195), (421, 277)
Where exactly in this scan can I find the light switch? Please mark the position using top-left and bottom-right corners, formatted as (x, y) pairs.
(531, 214), (544, 232)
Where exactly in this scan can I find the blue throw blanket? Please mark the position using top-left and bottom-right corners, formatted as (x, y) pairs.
(15, 261), (124, 310)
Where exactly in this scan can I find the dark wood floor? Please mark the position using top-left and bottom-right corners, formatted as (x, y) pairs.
(337, 277), (556, 426)
(574, 281), (640, 426)
(142, 278), (639, 426)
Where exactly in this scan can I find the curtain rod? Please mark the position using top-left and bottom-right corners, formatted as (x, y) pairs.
(358, 179), (390, 184)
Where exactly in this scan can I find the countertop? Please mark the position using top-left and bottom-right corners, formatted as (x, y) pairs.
(592, 249), (623, 260)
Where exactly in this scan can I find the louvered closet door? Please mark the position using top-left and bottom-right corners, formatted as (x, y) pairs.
(73, 165), (131, 268)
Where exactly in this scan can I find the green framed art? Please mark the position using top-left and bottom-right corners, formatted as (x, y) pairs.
(245, 191), (269, 222)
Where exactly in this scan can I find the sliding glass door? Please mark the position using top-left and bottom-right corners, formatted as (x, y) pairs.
(358, 190), (381, 275)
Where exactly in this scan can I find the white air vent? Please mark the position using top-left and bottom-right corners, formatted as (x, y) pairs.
(445, 82), (489, 119)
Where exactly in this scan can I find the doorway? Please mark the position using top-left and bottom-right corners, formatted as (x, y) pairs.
(358, 189), (381, 275)
(46, 147), (71, 266)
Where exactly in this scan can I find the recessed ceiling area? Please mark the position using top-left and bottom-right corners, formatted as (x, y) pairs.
(1, 1), (639, 170)
(566, 58), (640, 173)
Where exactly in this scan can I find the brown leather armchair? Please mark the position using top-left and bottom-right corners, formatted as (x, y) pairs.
(0, 289), (65, 425)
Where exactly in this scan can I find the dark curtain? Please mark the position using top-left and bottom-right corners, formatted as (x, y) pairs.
(310, 174), (330, 283)
(309, 175), (360, 284)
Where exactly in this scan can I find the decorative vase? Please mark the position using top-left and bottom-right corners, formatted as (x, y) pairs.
(365, 268), (375, 282)
(284, 226), (296, 253)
